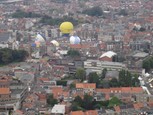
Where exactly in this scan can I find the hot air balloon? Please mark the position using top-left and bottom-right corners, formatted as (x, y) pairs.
(69, 36), (81, 44)
(51, 40), (59, 47)
(35, 34), (46, 43)
(59, 22), (74, 37)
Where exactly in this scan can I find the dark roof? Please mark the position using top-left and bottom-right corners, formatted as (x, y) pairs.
(0, 24), (8, 30)
(0, 32), (11, 42)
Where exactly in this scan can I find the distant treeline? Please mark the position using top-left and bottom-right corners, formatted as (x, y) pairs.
(12, 10), (79, 26)
(12, 10), (42, 18)
(40, 15), (79, 26)
(0, 48), (28, 65)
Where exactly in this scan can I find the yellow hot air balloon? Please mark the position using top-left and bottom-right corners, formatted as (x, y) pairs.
(59, 22), (74, 36)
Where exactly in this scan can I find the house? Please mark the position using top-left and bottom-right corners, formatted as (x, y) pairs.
(0, 32), (12, 48)
(76, 83), (96, 94)
(70, 111), (84, 115)
(70, 110), (98, 115)
(51, 104), (66, 115)
(84, 59), (126, 74)
(96, 87), (144, 102)
(52, 65), (65, 78)
(13, 110), (24, 115)
(99, 51), (117, 62)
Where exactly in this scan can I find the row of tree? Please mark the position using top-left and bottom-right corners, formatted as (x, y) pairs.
(40, 15), (79, 26)
(75, 68), (139, 88)
(82, 6), (103, 17)
(0, 48), (28, 65)
(12, 10), (79, 26)
(67, 49), (80, 57)
(142, 56), (153, 72)
(12, 10), (42, 18)
(71, 95), (122, 111)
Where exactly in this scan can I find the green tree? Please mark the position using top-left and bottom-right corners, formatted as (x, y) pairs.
(131, 74), (140, 87)
(12, 10), (41, 18)
(69, 83), (75, 89)
(71, 102), (84, 111)
(76, 68), (86, 81)
(108, 96), (122, 107)
(118, 9), (128, 16)
(67, 49), (80, 57)
(47, 94), (58, 107)
(82, 6), (103, 17)
(142, 60), (151, 72)
(83, 94), (93, 110)
(74, 96), (83, 106)
(101, 68), (107, 79)
(119, 70), (132, 87)
(88, 72), (100, 87)
(109, 78), (120, 87)
(56, 80), (67, 86)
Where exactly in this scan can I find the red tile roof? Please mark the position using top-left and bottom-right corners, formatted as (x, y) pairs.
(133, 103), (144, 109)
(70, 111), (84, 115)
(114, 106), (121, 112)
(0, 88), (10, 94)
(96, 87), (143, 94)
(52, 87), (63, 99)
(76, 83), (96, 89)
(85, 110), (98, 115)
(69, 44), (90, 49)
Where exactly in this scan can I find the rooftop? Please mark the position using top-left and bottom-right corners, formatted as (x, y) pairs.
(0, 88), (10, 95)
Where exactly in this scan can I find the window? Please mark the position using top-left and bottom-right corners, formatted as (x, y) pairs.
(91, 62), (97, 67)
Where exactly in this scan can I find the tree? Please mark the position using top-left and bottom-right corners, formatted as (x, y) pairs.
(76, 68), (86, 81)
(142, 60), (151, 72)
(47, 94), (58, 107)
(74, 96), (83, 106)
(101, 68), (107, 79)
(12, 10), (41, 18)
(83, 94), (94, 110)
(69, 83), (75, 89)
(56, 80), (67, 86)
(82, 6), (103, 17)
(67, 49), (80, 57)
(71, 102), (84, 111)
(118, 9), (128, 16)
(131, 74), (140, 87)
(88, 72), (100, 87)
(109, 78), (120, 87)
(119, 70), (132, 87)
(108, 96), (122, 107)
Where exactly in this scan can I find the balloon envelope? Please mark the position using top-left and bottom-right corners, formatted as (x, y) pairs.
(69, 36), (81, 44)
(60, 22), (74, 34)
(51, 40), (59, 47)
(35, 34), (45, 43)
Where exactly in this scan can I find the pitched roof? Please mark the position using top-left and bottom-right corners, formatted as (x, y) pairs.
(133, 103), (144, 109)
(70, 111), (84, 115)
(100, 51), (116, 58)
(69, 44), (90, 49)
(39, 77), (50, 82)
(52, 87), (63, 98)
(0, 88), (10, 94)
(85, 110), (98, 115)
(76, 83), (96, 89)
(96, 87), (143, 94)
(114, 106), (121, 112)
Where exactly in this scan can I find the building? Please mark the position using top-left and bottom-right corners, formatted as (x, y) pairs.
(99, 51), (117, 62)
(84, 59), (126, 74)
(0, 77), (28, 112)
(76, 83), (96, 94)
(51, 104), (65, 115)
